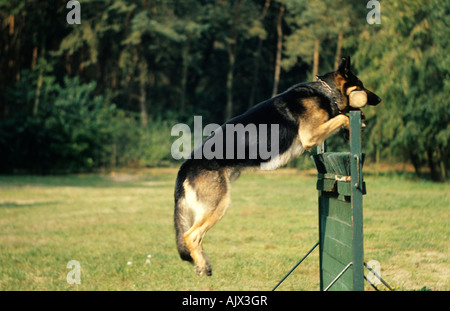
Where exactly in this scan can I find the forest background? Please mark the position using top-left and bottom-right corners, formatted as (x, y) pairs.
(0, 0), (448, 182)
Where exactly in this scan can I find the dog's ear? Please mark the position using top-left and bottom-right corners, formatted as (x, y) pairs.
(337, 56), (351, 77)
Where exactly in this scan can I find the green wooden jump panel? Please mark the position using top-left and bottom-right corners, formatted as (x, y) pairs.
(312, 111), (366, 291)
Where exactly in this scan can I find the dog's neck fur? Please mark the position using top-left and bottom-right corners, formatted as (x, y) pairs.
(315, 74), (345, 116)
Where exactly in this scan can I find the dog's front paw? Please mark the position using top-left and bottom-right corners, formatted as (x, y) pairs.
(195, 264), (212, 276)
(340, 114), (350, 130)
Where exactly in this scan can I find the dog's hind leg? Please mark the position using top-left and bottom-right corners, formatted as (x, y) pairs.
(182, 170), (231, 276)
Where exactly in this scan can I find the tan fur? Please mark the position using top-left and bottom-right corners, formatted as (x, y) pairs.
(334, 73), (347, 95)
(182, 170), (231, 276)
(298, 98), (350, 150)
(333, 73), (350, 111)
(346, 86), (358, 95)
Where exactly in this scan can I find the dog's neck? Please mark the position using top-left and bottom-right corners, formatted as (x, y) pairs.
(315, 75), (344, 116)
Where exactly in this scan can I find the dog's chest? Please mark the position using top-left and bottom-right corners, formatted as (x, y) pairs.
(260, 138), (305, 170)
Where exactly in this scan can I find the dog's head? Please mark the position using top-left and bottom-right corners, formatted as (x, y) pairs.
(318, 56), (381, 114)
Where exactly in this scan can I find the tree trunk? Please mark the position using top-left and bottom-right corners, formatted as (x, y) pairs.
(334, 32), (344, 69)
(31, 46), (38, 68)
(438, 148), (446, 180)
(224, 0), (243, 121)
(139, 60), (148, 128)
(248, 0), (271, 108)
(65, 52), (72, 75)
(313, 39), (320, 81)
(9, 15), (14, 35)
(32, 45), (44, 117)
(180, 39), (191, 112)
(180, 60), (188, 111)
(427, 149), (443, 182)
(409, 150), (422, 178)
(272, 4), (284, 97)
(33, 70), (43, 116)
(375, 147), (380, 178)
(225, 54), (235, 121)
(440, 146), (448, 180)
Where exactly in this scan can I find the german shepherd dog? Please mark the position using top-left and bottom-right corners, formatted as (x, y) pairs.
(174, 56), (381, 276)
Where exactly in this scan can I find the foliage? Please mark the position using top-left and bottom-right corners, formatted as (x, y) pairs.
(354, 0), (450, 181)
(0, 72), (173, 173)
(0, 0), (448, 180)
(1, 75), (109, 173)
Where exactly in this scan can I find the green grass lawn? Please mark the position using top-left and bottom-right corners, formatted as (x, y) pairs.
(0, 168), (448, 291)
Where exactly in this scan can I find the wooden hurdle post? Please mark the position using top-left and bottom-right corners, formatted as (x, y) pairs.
(312, 111), (365, 291)
(272, 111), (369, 291)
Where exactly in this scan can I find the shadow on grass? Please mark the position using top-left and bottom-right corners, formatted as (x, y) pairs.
(0, 172), (176, 189)
(363, 170), (448, 183)
(0, 201), (59, 209)
(364, 170), (418, 180)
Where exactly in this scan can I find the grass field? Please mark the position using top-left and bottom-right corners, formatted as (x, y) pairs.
(0, 167), (448, 291)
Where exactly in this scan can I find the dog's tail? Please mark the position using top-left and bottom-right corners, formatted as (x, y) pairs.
(174, 170), (193, 262)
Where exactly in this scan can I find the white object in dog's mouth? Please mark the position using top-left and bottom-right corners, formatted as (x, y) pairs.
(349, 91), (368, 109)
